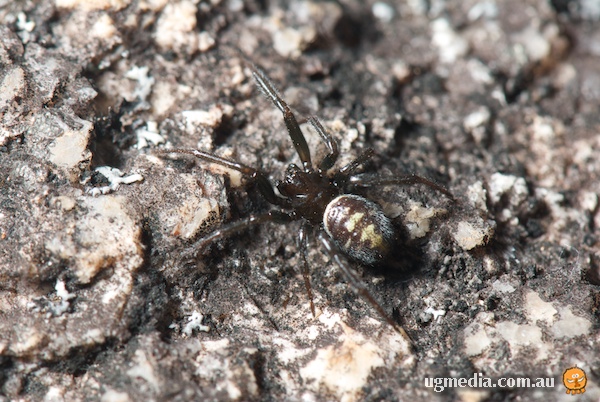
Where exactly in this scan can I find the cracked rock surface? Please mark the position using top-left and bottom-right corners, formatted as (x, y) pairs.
(1, 1), (599, 401)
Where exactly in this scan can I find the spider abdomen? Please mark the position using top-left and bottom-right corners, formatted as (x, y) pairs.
(323, 194), (395, 265)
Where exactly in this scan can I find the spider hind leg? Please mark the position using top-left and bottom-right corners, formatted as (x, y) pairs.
(318, 232), (415, 347)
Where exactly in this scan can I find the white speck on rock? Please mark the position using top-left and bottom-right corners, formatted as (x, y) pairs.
(464, 107), (491, 144)
(431, 18), (469, 64)
(465, 296), (592, 367)
(466, 181), (488, 212)
(48, 118), (93, 181)
(467, 59), (494, 85)
(153, 0), (199, 53)
(272, 26), (316, 59)
(453, 219), (493, 250)
(194, 339), (259, 400)
(495, 321), (548, 360)
(201, 338), (230, 352)
(91, 14), (118, 40)
(514, 24), (551, 63)
(274, 337), (311, 365)
(55, 0), (129, 11)
(372, 2), (395, 23)
(44, 386), (64, 402)
(550, 306), (592, 339)
(424, 306), (446, 321)
(126, 350), (161, 393)
(464, 107), (491, 131)
(124, 65), (154, 102)
(581, 0), (600, 19)
(135, 121), (165, 149)
(536, 188), (590, 244)
(524, 290), (557, 325)
(182, 311), (210, 336)
(491, 279), (516, 294)
(0, 66), (26, 112)
(16, 12), (35, 32)
(391, 59), (411, 82)
(198, 31), (215, 52)
(579, 191), (598, 212)
(170, 193), (221, 239)
(51, 195), (77, 211)
(9, 328), (46, 357)
(488, 172), (528, 206)
(404, 202), (447, 239)
(88, 166), (144, 196)
(84, 328), (105, 344)
(299, 326), (409, 401)
(150, 80), (193, 117)
(467, 0), (498, 21)
(45, 195), (142, 284)
(181, 104), (233, 131)
(317, 309), (344, 329)
(463, 314), (494, 357)
(16, 12), (35, 43)
(101, 388), (131, 402)
(52, 279), (76, 316)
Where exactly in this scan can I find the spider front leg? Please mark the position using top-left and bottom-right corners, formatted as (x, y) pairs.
(252, 68), (313, 171)
(318, 232), (414, 347)
(308, 116), (339, 172)
(156, 148), (287, 207)
(253, 67), (342, 174)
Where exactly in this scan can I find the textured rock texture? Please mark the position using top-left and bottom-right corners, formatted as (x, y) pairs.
(1, 1), (599, 401)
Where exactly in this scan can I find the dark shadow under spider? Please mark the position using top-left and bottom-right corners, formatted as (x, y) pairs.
(157, 66), (454, 345)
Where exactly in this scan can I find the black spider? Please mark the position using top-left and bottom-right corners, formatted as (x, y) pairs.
(159, 66), (453, 343)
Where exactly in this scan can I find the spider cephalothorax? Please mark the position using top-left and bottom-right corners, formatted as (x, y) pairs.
(159, 65), (453, 342)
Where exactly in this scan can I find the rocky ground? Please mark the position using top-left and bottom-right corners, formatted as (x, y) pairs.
(1, 0), (599, 401)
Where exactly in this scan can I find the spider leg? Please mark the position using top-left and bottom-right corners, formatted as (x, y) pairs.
(331, 148), (376, 186)
(318, 232), (414, 346)
(298, 223), (316, 317)
(349, 174), (454, 200)
(156, 148), (287, 207)
(193, 210), (297, 253)
(338, 148), (376, 175)
(252, 67), (313, 171)
(308, 116), (339, 172)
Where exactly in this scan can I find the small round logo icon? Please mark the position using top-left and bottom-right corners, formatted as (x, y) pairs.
(563, 367), (587, 395)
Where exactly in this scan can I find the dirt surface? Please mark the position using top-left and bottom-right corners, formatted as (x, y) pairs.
(1, 0), (599, 401)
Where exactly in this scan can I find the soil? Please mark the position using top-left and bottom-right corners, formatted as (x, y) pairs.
(1, 1), (599, 401)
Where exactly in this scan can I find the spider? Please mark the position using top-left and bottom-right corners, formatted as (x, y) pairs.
(159, 66), (454, 343)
